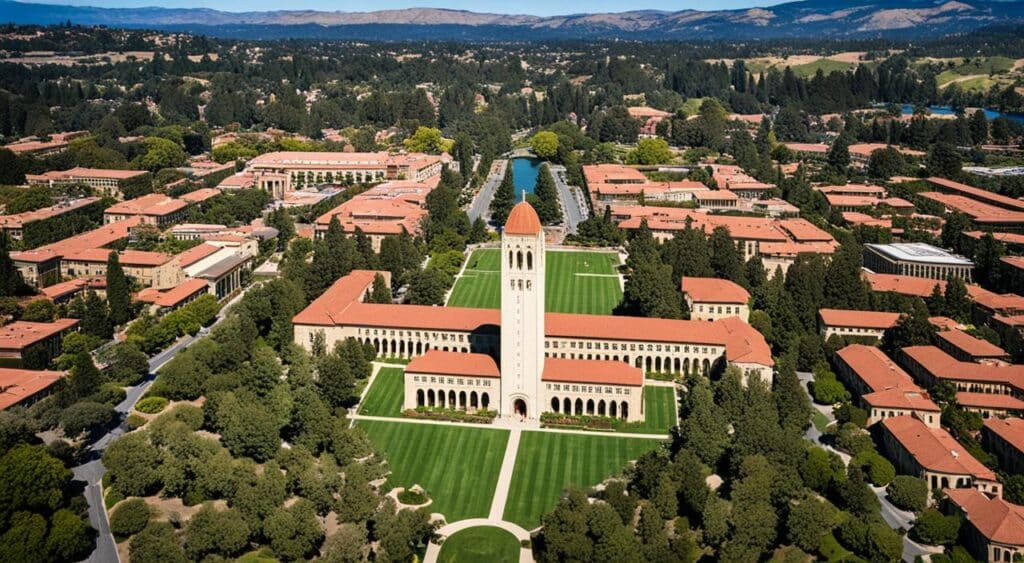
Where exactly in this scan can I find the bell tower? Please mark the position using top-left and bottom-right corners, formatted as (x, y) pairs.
(500, 200), (545, 419)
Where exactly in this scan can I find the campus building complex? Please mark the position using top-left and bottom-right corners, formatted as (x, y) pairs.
(293, 202), (773, 423)
(245, 151), (447, 198)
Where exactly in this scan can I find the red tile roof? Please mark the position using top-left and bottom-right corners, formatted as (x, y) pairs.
(0, 368), (65, 410)
(405, 350), (500, 378)
(177, 188), (221, 203)
(936, 328), (1007, 359)
(291, 270), (389, 326)
(862, 388), (939, 411)
(819, 308), (901, 330)
(39, 277), (105, 301)
(505, 201), (542, 236)
(864, 273), (947, 298)
(542, 357), (643, 386)
(174, 243), (221, 269)
(135, 278), (209, 308)
(1002, 256), (1024, 272)
(901, 346), (1024, 389)
(10, 217), (142, 264)
(984, 417), (1024, 454)
(882, 415), (996, 480)
(835, 344), (919, 393)
(65, 248), (172, 267)
(0, 197), (100, 229)
(957, 392), (1024, 412)
(681, 277), (750, 304)
(104, 193), (187, 217)
(927, 177), (1024, 212)
(0, 319), (78, 350)
(945, 488), (1024, 546)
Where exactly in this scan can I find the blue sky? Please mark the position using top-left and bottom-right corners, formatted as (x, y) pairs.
(23, 0), (787, 17)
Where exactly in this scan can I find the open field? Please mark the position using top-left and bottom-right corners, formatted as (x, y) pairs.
(438, 526), (521, 563)
(358, 367), (404, 417)
(635, 386), (678, 433)
(447, 249), (622, 314)
(358, 421), (509, 522)
(502, 432), (662, 529)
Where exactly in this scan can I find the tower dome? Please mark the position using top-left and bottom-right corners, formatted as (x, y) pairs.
(504, 201), (542, 235)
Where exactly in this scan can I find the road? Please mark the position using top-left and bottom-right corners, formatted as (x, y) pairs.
(74, 288), (252, 562)
(794, 372), (942, 562)
(467, 159), (506, 224)
(549, 164), (587, 234)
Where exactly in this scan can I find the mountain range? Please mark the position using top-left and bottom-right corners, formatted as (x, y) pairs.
(3, 0), (1024, 40)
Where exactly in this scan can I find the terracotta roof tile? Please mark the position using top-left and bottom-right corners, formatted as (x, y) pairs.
(406, 350), (500, 378)
(504, 201), (542, 236)
(819, 308), (901, 330)
(542, 357), (643, 386)
(882, 415), (996, 480)
(945, 488), (1024, 546)
(681, 277), (750, 304)
(0, 368), (65, 410)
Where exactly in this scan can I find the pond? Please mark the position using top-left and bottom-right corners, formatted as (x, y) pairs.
(511, 157), (542, 200)
(898, 103), (1024, 124)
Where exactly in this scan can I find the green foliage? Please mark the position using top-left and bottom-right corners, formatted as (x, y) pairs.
(264, 499), (324, 560)
(129, 522), (187, 563)
(185, 504), (251, 560)
(0, 445), (71, 520)
(21, 299), (58, 322)
(110, 498), (151, 539)
(403, 126), (451, 154)
(886, 476), (929, 512)
(102, 431), (163, 497)
(786, 495), (838, 552)
(851, 450), (895, 487)
(135, 396), (169, 414)
(125, 294), (220, 354)
(910, 509), (961, 545)
(810, 369), (850, 405)
(626, 137), (672, 165)
(60, 401), (116, 437)
(530, 131), (560, 159)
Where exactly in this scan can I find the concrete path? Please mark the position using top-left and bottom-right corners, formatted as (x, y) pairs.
(549, 164), (587, 234)
(468, 160), (507, 224)
(423, 518), (534, 563)
(489, 429), (522, 520)
(349, 412), (669, 440)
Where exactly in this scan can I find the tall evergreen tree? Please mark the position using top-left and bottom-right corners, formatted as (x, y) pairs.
(708, 227), (747, 286)
(367, 273), (392, 304)
(943, 276), (971, 322)
(529, 163), (562, 225)
(106, 251), (132, 326)
(618, 261), (682, 320)
(824, 243), (869, 310)
(0, 233), (25, 297)
(661, 219), (713, 284)
(81, 291), (112, 340)
(490, 163), (516, 226)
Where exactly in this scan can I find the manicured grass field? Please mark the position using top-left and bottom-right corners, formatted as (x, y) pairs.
(502, 432), (661, 529)
(358, 421), (509, 522)
(634, 386), (678, 433)
(447, 249), (622, 315)
(438, 526), (520, 563)
(358, 367), (404, 417)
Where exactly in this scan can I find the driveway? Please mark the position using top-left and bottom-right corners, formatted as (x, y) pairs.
(468, 160), (506, 224)
(548, 164), (586, 234)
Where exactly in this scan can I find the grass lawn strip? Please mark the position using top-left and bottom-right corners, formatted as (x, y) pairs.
(501, 432), (661, 529)
(437, 526), (520, 563)
(358, 420), (508, 522)
(358, 367), (404, 417)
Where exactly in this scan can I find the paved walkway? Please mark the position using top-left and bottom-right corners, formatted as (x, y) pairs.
(489, 429), (522, 519)
(423, 518), (534, 563)
(349, 412), (669, 440)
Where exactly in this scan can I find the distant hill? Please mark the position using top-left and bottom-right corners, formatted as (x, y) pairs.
(3, 0), (1024, 40)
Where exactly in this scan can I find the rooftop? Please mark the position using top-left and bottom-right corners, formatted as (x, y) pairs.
(835, 344), (919, 393)
(135, 278), (210, 308)
(104, 193), (188, 217)
(0, 319), (79, 350)
(945, 488), (1024, 546)
(957, 391), (1024, 412)
(681, 276), (750, 304)
(819, 308), (901, 330)
(861, 388), (939, 412)
(984, 417), (1024, 454)
(901, 346), (1024, 389)
(865, 242), (974, 266)
(65, 248), (172, 267)
(0, 368), (65, 410)
(882, 415), (996, 481)
(405, 350), (500, 378)
(504, 201), (542, 236)
(935, 328), (1008, 359)
(542, 357), (643, 386)
(0, 197), (100, 229)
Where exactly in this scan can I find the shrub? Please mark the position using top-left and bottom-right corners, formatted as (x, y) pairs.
(853, 450), (896, 487)
(61, 401), (117, 437)
(135, 397), (169, 414)
(110, 498), (151, 539)
(835, 423), (875, 456)
(88, 383), (127, 406)
(834, 403), (868, 427)
(886, 476), (929, 512)
(810, 372), (850, 405)
(910, 509), (961, 545)
(104, 489), (124, 509)
(126, 414), (147, 430)
(397, 490), (428, 505)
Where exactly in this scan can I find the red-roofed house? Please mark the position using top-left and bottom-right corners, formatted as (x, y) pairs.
(26, 167), (150, 199)
(834, 344), (919, 399)
(61, 249), (183, 290)
(880, 415), (1000, 498)
(818, 309), (901, 341)
(135, 278), (212, 314)
(944, 488), (1024, 562)
(0, 368), (66, 410)
(983, 417), (1024, 475)
(862, 388), (940, 428)
(681, 277), (750, 321)
(935, 328), (1010, 363)
(103, 193), (189, 226)
(0, 319), (78, 368)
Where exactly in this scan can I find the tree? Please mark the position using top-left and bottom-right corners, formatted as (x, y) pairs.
(827, 134), (851, 172)
(80, 291), (112, 340)
(0, 149), (29, 185)
(46, 508), (94, 561)
(317, 351), (356, 408)
(927, 142), (962, 178)
(217, 394), (280, 462)
(910, 509), (961, 545)
(0, 234), (26, 297)
(786, 495), (837, 552)
(944, 276), (971, 321)
(60, 401), (116, 437)
(968, 109), (988, 145)
(530, 131), (559, 159)
(867, 147), (905, 179)
(886, 476), (928, 512)
(626, 138), (672, 165)
(110, 498), (151, 538)
(773, 359), (811, 434)
(677, 380), (728, 467)
(21, 299), (58, 323)
(0, 511), (48, 562)
(68, 352), (103, 401)
(0, 445), (70, 520)
(102, 432), (163, 497)
(530, 163), (562, 225)
(106, 251), (133, 326)
(129, 522), (187, 563)
(367, 273), (391, 304)
(184, 504), (251, 560)
(320, 524), (367, 563)
(490, 163), (516, 226)
(972, 232), (1004, 289)
(406, 268), (449, 305)
(708, 227), (746, 285)
(618, 261), (682, 320)
(403, 126), (449, 154)
(265, 499), (324, 561)
(108, 342), (150, 386)
(138, 136), (187, 171)
(883, 299), (935, 355)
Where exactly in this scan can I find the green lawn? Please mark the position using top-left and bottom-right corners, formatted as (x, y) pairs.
(358, 367), (404, 417)
(812, 410), (830, 432)
(447, 249), (622, 315)
(634, 386), (678, 434)
(502, 432), (662, 529)
(358, 421), (509, 522)
(438, 526), (521, 563)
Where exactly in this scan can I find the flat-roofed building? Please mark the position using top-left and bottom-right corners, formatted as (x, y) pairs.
(880, 415), (1001, 498)
(0, 319), (78, 368)
(918, 192), (1024, 231)
(103, 193), (189, 226)
(864, 242), (974, 282)
(61, 249), (183, 290)
(682, 277), (750, 322)
(935, 327), (1010, 363)
(710, 165), (774, 200)
(314, 181), (431, 251)
(246, 151), (445, 197)
(0, 197), (101, 242)
(582, 164), (706, 204)
(983, 417), (1024, 475)
(944, 488), (1024, 563)
(815, 184), (888, 198)
(825, 194), (915, 214)
(0, 368), (66, 409)
(819, 308), (901, 341)
(26, 167), (150, 199)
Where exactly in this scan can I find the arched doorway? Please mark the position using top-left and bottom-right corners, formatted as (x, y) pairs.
(514, 398), (527, 418)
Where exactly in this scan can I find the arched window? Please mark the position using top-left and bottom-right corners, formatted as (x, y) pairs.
(427, 390), (435, 407)
(551, 397), (560, 412)
(470, 391), (478, 409)
(574, 398), (583, 415)
(459, 391), (467, 410)
(563, 397), (571, 413)
(517, 251), (523, 270)
(621, 401), (629, 420)
(598, 400), (606, 416)
(449, 390), (457, 408)
(527, 251), (533, 270)
(417, 389), (425, 407)
(586, 399), (595, 415)
(610, 401), (618, 418)
(481, 393), (490, 409)
(508, 251), (514, 268)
